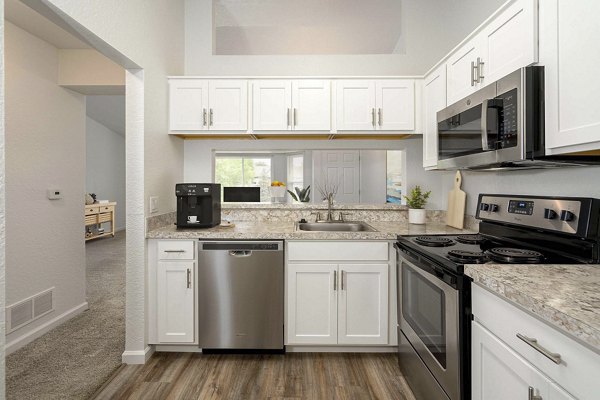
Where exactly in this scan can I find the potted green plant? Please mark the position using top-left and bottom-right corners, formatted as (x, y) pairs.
(403, 185), (431, 224)
(287, 186), (311, 203)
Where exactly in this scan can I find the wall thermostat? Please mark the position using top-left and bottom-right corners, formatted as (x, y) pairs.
(47, 189), (62, 200)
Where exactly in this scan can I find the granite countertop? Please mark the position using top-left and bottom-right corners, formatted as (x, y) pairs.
(221, 202), (408, 210)
(465, 263), (600, 353)
(147, 220), (473, 240)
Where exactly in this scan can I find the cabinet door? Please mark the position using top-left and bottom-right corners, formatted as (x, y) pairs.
(336, 80), (376, 131)
(446, 38), (481, 105)
(252, 80), (292, 131)
(472, 321), (548, 400)
(480, 0), (538, 85)
(375, 80), (415, 131)
(423, 66), (446, 169)
(291, 80), (331, 131)
(548, 383), (576, 400)
(338, 264), (388, 345)
(541, 0), (600, 153)
(287, 264), (338, 345)
(169, 79), (209, 131)
(157, 261), (195, 343)
(208, 80), (248, 131)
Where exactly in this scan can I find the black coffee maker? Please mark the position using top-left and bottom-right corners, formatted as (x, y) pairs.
(176, 183), (221, 228)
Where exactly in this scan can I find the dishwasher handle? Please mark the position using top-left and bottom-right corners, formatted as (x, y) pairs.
(199, 241), (283, 251)
(229, 250), (253, 257)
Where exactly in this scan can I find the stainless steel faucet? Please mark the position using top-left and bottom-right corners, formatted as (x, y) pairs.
(326, 193), (335, 222)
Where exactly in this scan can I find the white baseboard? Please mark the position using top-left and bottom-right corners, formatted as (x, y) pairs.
(286, 345), (398, 353)
(5, 302), (89, 355)
(122, 345), (154, 364)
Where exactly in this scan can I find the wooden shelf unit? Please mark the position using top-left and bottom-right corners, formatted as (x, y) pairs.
(85, 202), (116, 241)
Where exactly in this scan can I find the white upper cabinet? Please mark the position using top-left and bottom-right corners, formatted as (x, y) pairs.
(253, 80), (331, 131)
(169, 80), (209, 131)
(336, 80), (377, 131)
(541, 0), (600, 154)
(252, 80), (293, 131)
(423, 65), (447, 169)
(446, 0), (537, 105)
(480, 0), (538, 85)
(375, 80), (415, 131)
(446, 37), (482, 105)
(208, 80), (248, 131)
(169, 79), (247, 131)
(337, 80), (415, 131)
(291, 80), (331, 131)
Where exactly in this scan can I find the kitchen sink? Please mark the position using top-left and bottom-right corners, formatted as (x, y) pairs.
(296, 221), (377, 232)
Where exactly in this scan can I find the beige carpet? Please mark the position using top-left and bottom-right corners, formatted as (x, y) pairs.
(6, 231), (126, 400)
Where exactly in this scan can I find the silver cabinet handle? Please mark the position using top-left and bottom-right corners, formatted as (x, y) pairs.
(209, 109), (214, 126)
(528, 386), (543, 400)
(517, 333), (562, 365)
(164, 249), (186, 253)
(477, 57), (485, 82)
(378, 108), (382, 126)
(287, 108), (291, 126)
(293, 108), (297, 127)
(186, 268), (191, 289)
(371, 108), (376, 127)
(471, 61), (476, 86)
(334, 270), (337, 291)
(203, 109), (207, 126)
(341, 270), (345, 290)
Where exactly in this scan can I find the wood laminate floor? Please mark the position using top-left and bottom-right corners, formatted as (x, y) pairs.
(92, 352), (416, 400)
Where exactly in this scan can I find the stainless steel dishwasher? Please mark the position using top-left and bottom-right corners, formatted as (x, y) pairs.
(197, 241), (284, 351)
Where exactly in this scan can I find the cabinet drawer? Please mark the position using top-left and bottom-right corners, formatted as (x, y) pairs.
(287, 241), (388, 261)
(85, 206), (99, 215)
(99, 205), (114, 213)
(98, 213), (112, 223)
(158, 240), (196, 260)
(472, 284), (600, 400)
(85, 215), (98, 226)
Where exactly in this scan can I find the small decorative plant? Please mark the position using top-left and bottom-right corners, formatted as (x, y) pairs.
(403, 186), (431, 209)
(288, 186), (311, 202)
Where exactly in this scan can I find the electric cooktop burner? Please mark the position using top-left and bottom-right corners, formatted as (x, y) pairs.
(485, 247), (545, 264)
(455, 234), (486, 245)
(414, 236), (455, 247)
(447, 250), (488, 264)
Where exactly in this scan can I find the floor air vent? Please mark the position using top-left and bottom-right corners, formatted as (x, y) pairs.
(8, 288), (55, 332)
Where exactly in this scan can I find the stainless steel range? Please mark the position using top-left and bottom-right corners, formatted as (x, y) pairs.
(395, 194), (600, 400)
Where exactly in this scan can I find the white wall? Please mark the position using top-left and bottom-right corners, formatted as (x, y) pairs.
(86, 116), (126, 230)
(5, 21), (87, 349)
(440, 166), (600, 216)
(42, 0), (186, 363)
(184, 137), (446, 209)
(185, 0), (505, 76)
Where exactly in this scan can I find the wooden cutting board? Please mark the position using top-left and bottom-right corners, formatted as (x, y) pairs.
(446, 171), (466, 229)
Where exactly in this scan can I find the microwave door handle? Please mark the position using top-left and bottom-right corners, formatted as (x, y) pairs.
(481, 99), (492, 151)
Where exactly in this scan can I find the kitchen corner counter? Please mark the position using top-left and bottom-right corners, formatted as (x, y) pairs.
(465, 263), (600, 353)
(147, 221), (474, 241)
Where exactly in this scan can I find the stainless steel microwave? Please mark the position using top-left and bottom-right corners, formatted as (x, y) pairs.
(436, 66), (598, 170)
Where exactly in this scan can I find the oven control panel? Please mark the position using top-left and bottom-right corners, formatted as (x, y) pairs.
(477, 195), (582, 234)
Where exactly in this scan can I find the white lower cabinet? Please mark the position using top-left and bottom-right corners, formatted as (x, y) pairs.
(472, 321), (574, 400)
(286, 241), (393, 347)
(472, 284), (599, 400)
(149, 240), (197, 345)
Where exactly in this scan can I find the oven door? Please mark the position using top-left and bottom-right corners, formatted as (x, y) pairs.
(398, 252), (460, 400)
(437, 68), (524, 170)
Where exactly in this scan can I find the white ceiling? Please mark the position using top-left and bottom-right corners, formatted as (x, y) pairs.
(214, 0), (506, 56)
(5, 0), (90, 49)
(86, 96), (126, 136)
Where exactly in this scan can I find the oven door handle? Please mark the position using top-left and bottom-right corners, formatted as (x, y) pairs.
(398, 251), (457, 293)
